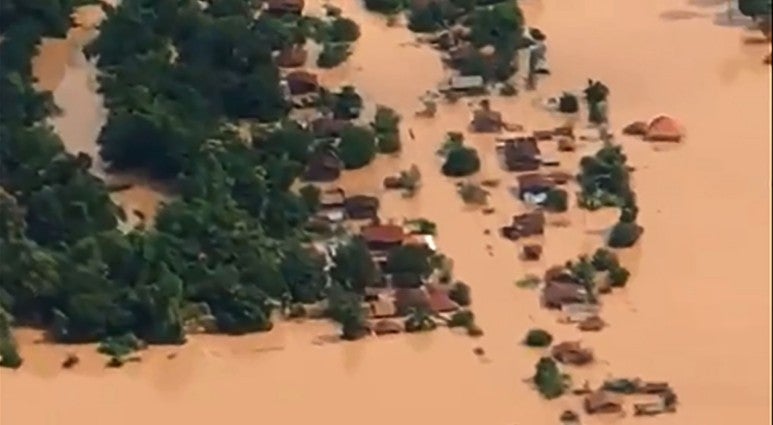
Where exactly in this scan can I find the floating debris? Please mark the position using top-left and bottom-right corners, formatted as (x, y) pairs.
(62, 353), (79, 369)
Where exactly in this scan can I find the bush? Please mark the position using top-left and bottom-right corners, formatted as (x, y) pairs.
(607, 221), (643, 248)
(457, 182), (489, 205)
(373, 105), (401, 134)
(608, 265), (630, 287)
(448, 309), (475, 328)
(364, 0), (404, 13)
(533, 357), (566, 399)
(405, 309), (437, 333)
(0, 343), (23, 369)
(329, 18), (361, 42)
(449, 281), (471, 306)
(337, 126), (377, 169)
(558, 93), (579, 113)
(317, 43), (351, 68)
(384, 244), (433, 277)
(377, 132), (402, 153)
(442, 147), (481, 177)
(524, 328), (553, 347)
(591, 248), (619, 271)
(298, 184), (321, 213)
(408, 3), (444, 33)
(543, 188), (568, 212)
(500, 82), (517, 96)
(332, 86), (363, 119)
(97, 333), (145, 358)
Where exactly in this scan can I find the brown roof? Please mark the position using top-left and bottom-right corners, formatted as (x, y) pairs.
(286, 71), (319, 95)
(517, 173), (554, 198)
(310, 118), (350, 139)
(345, 195), (380, 220)
(369, 298), (398, 318)
(578, 315), (605, 332)
(542, 282), (585, 309)
(513, 211), (545, 236)
(394, 288), (430, 315)
(319, 187), (346, 208)
(645, 115), (683, 142)
(584, 391), (623, 415)
(303, 150), (341, 182)
(266, 0), (304, 14)
(361, 224), (404, 244)
(372, 319), (403, 335)
(551, 341), (594, 365)
(426, 286), (459, 313)
(471, 109), (503, 133)
(622, 121), (648, 136)
(276, 45), (308, 68)
(545, 170), (574, 185)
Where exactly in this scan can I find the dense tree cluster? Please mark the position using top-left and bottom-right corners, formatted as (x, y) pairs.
(0, 0), (378, 361)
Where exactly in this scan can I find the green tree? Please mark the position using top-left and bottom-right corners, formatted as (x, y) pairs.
(337, 126), (377, 169)
(533, 357), (566, 399)
(329, 17), (361, 42)
(738, 0), (771, 18)
(383, 244), (433, 279)
(524, 328), (553, 347)
(298, 184), (321, 213)
(0, 307), (23, 369)
(331, 237), (379, 292)
(442, 146), (481, 177)
(448, 281), (471, 306)
(543, 188), (568, 212)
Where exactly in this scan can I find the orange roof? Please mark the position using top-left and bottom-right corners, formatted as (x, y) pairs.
(645, 115), (683, 142)
(361, 224), (405, 244)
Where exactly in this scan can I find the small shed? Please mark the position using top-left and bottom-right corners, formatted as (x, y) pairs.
(361, 224), (404, 251)
(517, 173), (555, 199)
(345, 195), (380, 220)
(584, 391), (623, 415)
(286, 71), (319, 95)
(266, 0), (305, 15)
(276, 45), (308, 68)
(394, 288), (431, 315)
(303, 150), (342, 182)
(644, 115), (684, 142)
(551, 341), (594, 366)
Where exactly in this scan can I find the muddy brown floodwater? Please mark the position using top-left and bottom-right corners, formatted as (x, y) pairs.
(2, 0), (770, 424)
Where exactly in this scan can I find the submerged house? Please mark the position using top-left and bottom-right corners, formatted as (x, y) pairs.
(644, 115), (683, 142)
(266, 0), (305, 15)
(285, 70), (319, 95)
(516, 173), (554, 200)
(276, 45), (308, 68)
(542, 281), (587, 309)
(345, 195), (380, 220)
(500, 210), (545, 240)
(439, 74), (486, 95)
(361, 224), (404, 251)
(551, 341), (595, 366)
(303, 149), (342, 182)
(319, 187), (346, 209)
(503, 139), (541, 171)
(584, 391), (623, 415)
(426, 285), (459, 313)
(394, 288), (431, 315)
(310, 117), (350, 139)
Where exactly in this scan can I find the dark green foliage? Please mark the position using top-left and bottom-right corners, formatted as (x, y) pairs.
(558, 93), (579, 113)
(404, 308), (437, 333)
(408, 2), (445, 33)
(373, 105), (402, 153)
(738, 0), (771, 17)
(364, 0), (404, 14)
(577, 144), (631, 210)
(383, 245), (434, 278)
(447, 309), (475, 328)
(331, 85), (364, 119)
(584, 80), (610, 105)
(331, 237), (379, 292)
(280, 244), (327, 303)
(524, 328), (553, 347)
(337, 126), (377, 169)
(0, 308), (23, 369)
(442, 147), (481, 177)
(97, 333), (145, 357)
(533, 357), (566, 399)
(543, 188), (568, 212)
(377, 133), (402, 154)
(608, 221), (643, 248)
(448, 281), (471, 306)
(298, 184), (321, 213)
(317, 43), (351, 68)
(591, 248), (619, 271)
(329, 17), (361, 42)
(608, 266), (631, 287)
(326, 283), (369, 340)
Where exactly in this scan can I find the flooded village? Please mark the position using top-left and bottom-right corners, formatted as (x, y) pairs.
(1, 0), (771, 424)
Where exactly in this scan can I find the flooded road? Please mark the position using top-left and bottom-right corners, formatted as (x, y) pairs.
(3, 0), (770, 424)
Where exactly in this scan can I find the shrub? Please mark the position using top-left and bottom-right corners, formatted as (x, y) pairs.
(591, 248), (619, 271)
(97, 333), (145, 358)
(533, 357), (566, 399)
(384, 244), (433, 277)
(337, 126), (377, 169)
(377, 132), (402, 153)
(317, 43), (351, 68)
(448, 309), (475, 328)
(0, 343), (22, 369)
(608, 221), (643, 248)
(608, 265), (631, 287)
(364, 0), (404, 13)
(543, 188), (568, 212)
(524, 328), (553, 347)
(500, 82), (517, 96)
(558, 93), (579, 113)
(329, 18), (361, 42)
(449, 281), (471, 306)
(515, 274), (541, 289)
(442, 147), (481, 177)
(457, 182), (489, 205)
(408, 3), (444, 33)
(373, 105), (401, 134)
(298, 184), (321, 212)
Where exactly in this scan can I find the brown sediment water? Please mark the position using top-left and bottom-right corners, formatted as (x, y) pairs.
(3, 1), (770, 425)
